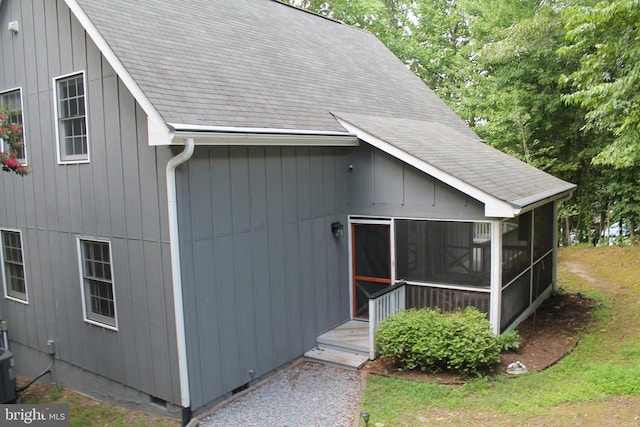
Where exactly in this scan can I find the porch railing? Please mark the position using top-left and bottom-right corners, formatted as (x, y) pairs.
(368, 281), (407, 359)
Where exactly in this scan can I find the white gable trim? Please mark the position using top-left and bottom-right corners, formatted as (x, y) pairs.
(65, 0), (172, 145)
(335, 116), (517, 218)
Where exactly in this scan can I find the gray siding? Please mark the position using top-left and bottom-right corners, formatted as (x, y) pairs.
(179, 146), (350, 413)
(347, 144), (486, 220)
(0, 0), (179, 405)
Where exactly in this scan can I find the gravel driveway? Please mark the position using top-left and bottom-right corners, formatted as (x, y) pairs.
(197, 362), (362, 427)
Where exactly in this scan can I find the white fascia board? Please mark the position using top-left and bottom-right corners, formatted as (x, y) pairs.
(65, 0), (171, 145)
(169, 124), (358, 146)
(335, 117), (516, 218)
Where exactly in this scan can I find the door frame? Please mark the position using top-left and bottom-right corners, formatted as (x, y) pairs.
(348, 217), (396, 320)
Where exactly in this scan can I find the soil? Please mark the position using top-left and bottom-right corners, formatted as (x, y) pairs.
(362, 291), (598, 382)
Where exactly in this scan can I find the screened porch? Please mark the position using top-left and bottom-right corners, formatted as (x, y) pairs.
(358, 201), (557, 356)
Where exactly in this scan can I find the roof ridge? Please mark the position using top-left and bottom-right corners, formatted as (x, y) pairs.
(269, 0), (344, 25)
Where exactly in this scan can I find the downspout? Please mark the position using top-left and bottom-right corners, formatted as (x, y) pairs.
(166, 138), (195, 425)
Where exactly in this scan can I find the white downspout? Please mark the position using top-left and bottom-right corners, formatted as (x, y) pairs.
(166, 138), (195, 411)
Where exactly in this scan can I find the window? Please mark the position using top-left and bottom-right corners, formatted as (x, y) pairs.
(0, 88), (26, 163)
(1, 229), (27, 303)
(78, 239), (117, 329)
(55, 72), (89, 163)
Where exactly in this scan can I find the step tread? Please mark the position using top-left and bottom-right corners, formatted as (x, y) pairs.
(304, 346), (369, 370)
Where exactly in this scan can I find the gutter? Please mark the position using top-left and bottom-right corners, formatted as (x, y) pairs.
(166, 138), (195, 424)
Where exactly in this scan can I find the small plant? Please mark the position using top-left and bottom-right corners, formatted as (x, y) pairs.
(497, 330), (521, 352)
(375, 307), (520, 376)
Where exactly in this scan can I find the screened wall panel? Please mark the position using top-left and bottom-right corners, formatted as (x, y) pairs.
(396, 220), (490, 287)
(501, 271), (531, 331)
(407, 284), (490, 314)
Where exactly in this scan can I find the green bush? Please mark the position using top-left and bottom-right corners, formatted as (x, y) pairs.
(375, 307), (519, 376)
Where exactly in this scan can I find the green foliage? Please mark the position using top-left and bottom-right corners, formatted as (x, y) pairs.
(560, 0), (640, 168)
(496, 330), (521, 352)
(375, 307), (515, 376)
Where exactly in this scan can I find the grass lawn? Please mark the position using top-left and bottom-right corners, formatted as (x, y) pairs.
(359, 245), (640, 426)
(17, 382), (180, 427)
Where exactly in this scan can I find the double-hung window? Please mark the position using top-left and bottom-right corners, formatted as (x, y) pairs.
(1, 229), (28, 303)
(78, 238), (117, 329)
(0, 88), (26, 163)
(55, 72), (89, 163)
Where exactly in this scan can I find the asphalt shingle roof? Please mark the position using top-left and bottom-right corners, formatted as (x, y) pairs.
(73, 0), (575, 210)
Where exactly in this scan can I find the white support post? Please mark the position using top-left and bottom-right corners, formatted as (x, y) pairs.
(489, 220), (503, 334)
(369, 299), (376, 360)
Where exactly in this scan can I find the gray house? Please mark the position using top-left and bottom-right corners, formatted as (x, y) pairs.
(0, 0), (575, 422)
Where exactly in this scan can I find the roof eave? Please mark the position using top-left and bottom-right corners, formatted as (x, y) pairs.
(511, 185), (577, 213)
(169, 123), (359, 146)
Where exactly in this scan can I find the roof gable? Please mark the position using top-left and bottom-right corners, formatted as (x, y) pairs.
(67, 0), (575, 216)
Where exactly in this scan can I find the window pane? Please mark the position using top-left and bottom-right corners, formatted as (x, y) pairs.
(57, 74), (88, 161)
(0, 89), (26, 161)
(81, 240), (115, 327)
(2, 230), (27, 301)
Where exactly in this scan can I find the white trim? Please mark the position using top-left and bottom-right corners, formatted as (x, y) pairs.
(76, 237), (118, 331)
(0, 86), (28, 165)
(489, 219), (502, 334)
(169, 123), (355, 137)
(403, 280), (491, 293)
(64, 0), (172, 146)
(170, 126), (358, 147)
(0, 228), (29, 305)
(335, 117), (517, 218)
(53, 71), (91, 164)
(166, 138), (195, 409)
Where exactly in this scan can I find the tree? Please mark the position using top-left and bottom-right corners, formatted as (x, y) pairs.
(560, 0), (640, 168)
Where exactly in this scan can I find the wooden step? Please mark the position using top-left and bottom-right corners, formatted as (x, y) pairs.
(304, 346), (369, 371)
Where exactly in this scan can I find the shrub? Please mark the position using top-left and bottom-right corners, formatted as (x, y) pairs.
(375, 307), (519, 376)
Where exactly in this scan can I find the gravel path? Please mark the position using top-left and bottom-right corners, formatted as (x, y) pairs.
(198, 362), (362, 427)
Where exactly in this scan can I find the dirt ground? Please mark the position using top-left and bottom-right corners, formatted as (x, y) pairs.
(362, 291), (598, 381)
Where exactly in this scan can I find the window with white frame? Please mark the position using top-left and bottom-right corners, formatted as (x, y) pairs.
(1, 229), (27, 302)
(0, 88), (26, 162)
(78, 239), (117, 329)
(55, 72), (89, 163)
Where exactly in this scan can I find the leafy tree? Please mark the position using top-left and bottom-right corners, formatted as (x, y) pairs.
(560, 0), (640, 168)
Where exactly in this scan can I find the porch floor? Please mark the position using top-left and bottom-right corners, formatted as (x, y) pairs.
(304, 320), (370, 370)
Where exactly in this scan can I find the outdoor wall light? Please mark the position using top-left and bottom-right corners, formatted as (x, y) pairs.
(360, 411), (370, 426)
(8, 21), (19, 33)
(331, 222), (344, 238)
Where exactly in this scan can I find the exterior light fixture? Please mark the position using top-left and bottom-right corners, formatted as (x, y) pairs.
(8, 21), (19, 33)
(360, 411), (370, 426)
(331, 222), (344, 238)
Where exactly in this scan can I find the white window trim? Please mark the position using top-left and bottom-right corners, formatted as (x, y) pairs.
(0, 227), (29, 304)
(0, 86), (28, 165)
(54, 71), (90, 165)
(76, 237), (118, 331)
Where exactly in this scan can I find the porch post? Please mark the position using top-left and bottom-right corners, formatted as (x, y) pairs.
(489, 219), (503, 334)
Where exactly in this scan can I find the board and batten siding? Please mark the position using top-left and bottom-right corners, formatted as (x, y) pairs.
(347, 144), (486, 220)
(0, 0), (180, 406)
(178, 146), (350, 413)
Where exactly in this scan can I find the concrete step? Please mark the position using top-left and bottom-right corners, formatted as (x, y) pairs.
(304, 346), (369, 371)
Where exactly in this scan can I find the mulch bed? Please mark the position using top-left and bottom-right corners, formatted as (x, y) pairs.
(362, 292), (598, 383)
